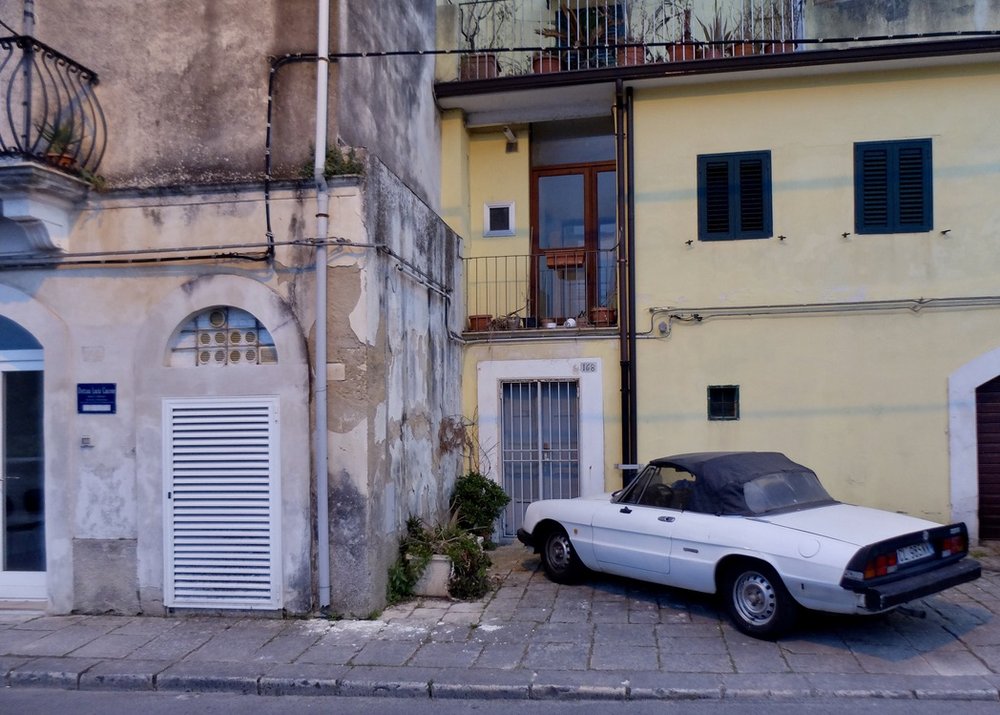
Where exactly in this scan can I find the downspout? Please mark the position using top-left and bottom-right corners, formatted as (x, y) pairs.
(614, 79), (633, 484)
(626, 87), (638, 472)
(314, 0), (332, 609)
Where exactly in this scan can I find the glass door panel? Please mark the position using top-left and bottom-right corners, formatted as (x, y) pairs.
(3, 371), (44, 571)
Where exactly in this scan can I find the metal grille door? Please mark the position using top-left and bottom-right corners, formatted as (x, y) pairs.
(500, 380), (580, 540)
(164, 398), (280, 609)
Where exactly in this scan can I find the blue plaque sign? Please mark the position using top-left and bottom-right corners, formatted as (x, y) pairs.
(77, 383), (116, 414)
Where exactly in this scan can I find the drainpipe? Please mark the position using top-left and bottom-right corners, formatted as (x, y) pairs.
(314, 0), (332, 609)
(626, 87), (638, 471)
(614, 79), (634, 484)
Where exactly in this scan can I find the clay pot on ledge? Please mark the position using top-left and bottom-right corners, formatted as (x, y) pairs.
(532, 52), (562, 73)
(589, 307), (617, 327)
(468, 314), (492, 331)
(459, 52), (500, 80)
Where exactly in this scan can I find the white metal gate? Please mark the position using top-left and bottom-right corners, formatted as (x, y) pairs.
(163, 397), (281, 609)
(500, 380), (580, 540)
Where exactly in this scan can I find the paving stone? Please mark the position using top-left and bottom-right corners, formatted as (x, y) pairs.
(108, 618), (181, 637)
(69, 633), (155, 659)
(470, 621), (535, 644)
(532, 622), (592, 643)
(0, 655), (29, 683)
(127, 630), (213, 661)
(350, 639), (420, 667)
(594, 623), (656, 646)
(294, 640), (361, 665)
(247, 633), (321, 663)
(16, 625), (110, 657)
(0, 627), (56, 655)
(783, 651), (864, 673)
(522, 641), (590, 670)
(659, 651), (733, 673)
(590, 643), (658, 671)
(11, 616), (86, 631)
(473, 642), (526, 669)
(409, 641), (483, 668)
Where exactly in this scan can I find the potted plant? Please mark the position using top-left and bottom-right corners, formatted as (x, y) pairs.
(450, 0), (514, 80)
(36, 116), (82, 168)
(536, 1), (614, 71)
(696, 0), (733, 59)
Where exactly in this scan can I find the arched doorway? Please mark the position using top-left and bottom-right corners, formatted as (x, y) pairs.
(0, 316), (45, 599)
(977, 375), (1000, 541)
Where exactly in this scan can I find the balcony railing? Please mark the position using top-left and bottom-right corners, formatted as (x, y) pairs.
(444, 0), (802, 80)
(465, 250), (618, 333)
(0, 36), (106, 174)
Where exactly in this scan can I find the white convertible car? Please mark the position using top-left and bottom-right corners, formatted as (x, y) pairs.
(517, 452), (981, 639)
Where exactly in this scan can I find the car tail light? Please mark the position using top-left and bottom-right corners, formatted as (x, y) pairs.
(862, 551), (898, 580)
(940, 531), (967, 557)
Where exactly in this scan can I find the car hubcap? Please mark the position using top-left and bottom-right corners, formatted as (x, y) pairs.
(733, 571), (776, 625)
(547, 534), (571, 571)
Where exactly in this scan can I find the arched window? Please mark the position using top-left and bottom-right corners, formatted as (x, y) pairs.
(169, 306), (277, 367)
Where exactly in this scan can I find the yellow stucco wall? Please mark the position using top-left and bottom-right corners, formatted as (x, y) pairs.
(448, 59), (1000, 525)
(630, 62), (1000, 521)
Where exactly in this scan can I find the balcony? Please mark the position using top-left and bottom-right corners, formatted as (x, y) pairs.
(0, 36), (106, 175)
(464, 249), (618, 334)
(440, 0), (801, 81)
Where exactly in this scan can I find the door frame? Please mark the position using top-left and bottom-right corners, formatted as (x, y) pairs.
(0, 349), (45, 600)
(477, 358), (605, 502)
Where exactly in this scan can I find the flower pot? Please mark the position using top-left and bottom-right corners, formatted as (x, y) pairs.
(667, 43), (697, 62)
(589, 307), (617, 327)
(764, 41), (795, 54)
(413, 554), (452, 597)
(532, 52), (561, 74)
(468, 314), (492, 331)
(729, 42), (758, 57)
(545, 249), (586, 269)
(616, 45), (646, 66)
(459, 53), (499, 80)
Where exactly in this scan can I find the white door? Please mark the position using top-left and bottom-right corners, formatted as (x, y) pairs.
(163, 397), (281, 609)
(0, 350), (46, 600)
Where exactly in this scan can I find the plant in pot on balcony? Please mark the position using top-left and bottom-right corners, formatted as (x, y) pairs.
(536, 1), (615, 72)
(696, 0), (734, 59)
(36, 117), (82, 168)
(450, 0), (514, 80)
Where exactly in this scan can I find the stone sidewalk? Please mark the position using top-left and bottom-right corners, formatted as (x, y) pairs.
(1, 545), (1000, 701)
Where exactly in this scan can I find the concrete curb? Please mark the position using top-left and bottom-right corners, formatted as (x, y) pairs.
(3, 662), (1000, 701)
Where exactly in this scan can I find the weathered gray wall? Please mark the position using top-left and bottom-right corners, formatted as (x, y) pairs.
(337, 1), (442, 207)
(807, 0), (1000, 36)
(3, 0), (441, 203)
(326, 157), (462, 616)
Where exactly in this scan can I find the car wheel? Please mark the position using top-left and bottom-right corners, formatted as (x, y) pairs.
(541, 526), (583, 584)
(723, 562), (797, 639)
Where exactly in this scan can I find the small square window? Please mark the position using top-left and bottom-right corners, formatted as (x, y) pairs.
(484, 201), (515, 237)
(707, 385), (740, 421)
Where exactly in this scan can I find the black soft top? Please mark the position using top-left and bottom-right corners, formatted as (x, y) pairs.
(647, 451), (819, 515)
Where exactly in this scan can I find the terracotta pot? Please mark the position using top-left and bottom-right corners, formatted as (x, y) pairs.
(589, 307), (617, 327)
(667, 43), (697, 62)
(468, 314), (492, 331)
(616, 45), (646, 66)
(532, 52), (561, 73)
(764, 41), (795, 54)
(729, 42), (758, 57)
(459, 53), (499, 80)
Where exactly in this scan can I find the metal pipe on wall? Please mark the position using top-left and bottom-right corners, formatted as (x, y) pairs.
(625, 86), (638, 477)
(314, 0), (332, 609)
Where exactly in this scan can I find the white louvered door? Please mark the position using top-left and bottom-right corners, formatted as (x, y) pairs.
(163, 397), (281, 609)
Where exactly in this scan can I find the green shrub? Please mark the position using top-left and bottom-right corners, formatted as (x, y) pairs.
(386, 515), (493, 602)
(450, 471), (511, 544)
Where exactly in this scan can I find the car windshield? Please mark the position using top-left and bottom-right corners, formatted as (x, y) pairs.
(742, 471), (835, 514)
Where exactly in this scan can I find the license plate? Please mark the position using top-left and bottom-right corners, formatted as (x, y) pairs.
(897, 542), (934, 564)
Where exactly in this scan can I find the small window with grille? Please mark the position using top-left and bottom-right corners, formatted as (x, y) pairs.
(169, 306), (278, 367)
(707, 385), (740, 421)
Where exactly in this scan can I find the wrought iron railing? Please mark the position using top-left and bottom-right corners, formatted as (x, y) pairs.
(445, 0), (802, 80)
(0, 36), (106, 174)
(465, 249), (618, 332)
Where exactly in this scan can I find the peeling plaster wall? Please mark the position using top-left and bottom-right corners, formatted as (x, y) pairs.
(5, 0), (439, 197)
(325, 158), (462, 616)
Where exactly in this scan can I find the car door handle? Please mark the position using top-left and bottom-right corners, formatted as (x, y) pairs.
(658, 515), (675, 522)
(620, 506), (632, 514)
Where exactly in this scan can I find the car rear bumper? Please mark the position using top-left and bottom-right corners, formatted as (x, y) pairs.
(855, 558), (982, 611)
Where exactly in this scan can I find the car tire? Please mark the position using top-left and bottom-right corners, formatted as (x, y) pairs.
(723, 562), (797, 639)
(541, 525), (583, 584)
